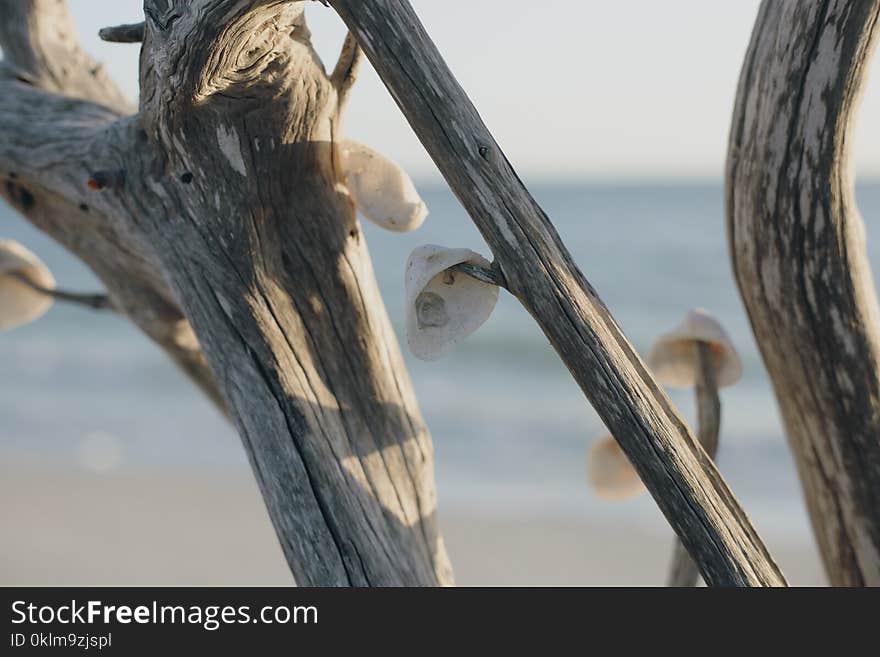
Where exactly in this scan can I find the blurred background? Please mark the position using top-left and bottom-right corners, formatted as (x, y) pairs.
(5, 0), (878, 585)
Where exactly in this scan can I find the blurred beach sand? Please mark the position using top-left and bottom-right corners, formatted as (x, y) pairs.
(1, 462), (825, 586)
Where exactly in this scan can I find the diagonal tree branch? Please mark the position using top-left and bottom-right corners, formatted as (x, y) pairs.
(328, 0), (786, 586)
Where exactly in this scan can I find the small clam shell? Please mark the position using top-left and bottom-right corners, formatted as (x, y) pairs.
(0, 240), (55, 331)
(648, 308), (742, 388)
(405, 245), (499, 361)
(340, 139), (428, 232)
(587, 433), (646, 501)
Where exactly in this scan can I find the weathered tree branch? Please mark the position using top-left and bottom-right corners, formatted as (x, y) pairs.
(329, 0), (786, 586)
(728, 0), (880, 585)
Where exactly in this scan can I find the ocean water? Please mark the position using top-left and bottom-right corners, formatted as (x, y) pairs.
(4, 182), (879, 546)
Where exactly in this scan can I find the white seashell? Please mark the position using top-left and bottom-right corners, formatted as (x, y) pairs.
(340, 139), (427, 232)
(0, 240), (55, 331)
(405, 245), (499, 361)
(587, 433), (646, 501)
(647, 308), (742, 388)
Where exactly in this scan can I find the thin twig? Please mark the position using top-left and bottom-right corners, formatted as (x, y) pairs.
(450, 261), (508, 289)
(11, 272), (114, 312)
(330, 31), (363, 113)
(667, 341), (721, 587)
(98, 22), (145, 44)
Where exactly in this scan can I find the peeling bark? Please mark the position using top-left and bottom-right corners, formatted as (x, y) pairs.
(728, 0), (880, 585)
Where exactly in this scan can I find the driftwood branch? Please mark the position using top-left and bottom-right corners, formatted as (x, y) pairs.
(329, 0), (786, 586)
(728, 0), (880, 586)
(667, 342), (720, 587)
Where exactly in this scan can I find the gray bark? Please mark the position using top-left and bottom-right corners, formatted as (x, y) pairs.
(728, 0), (880, 585)
(329, 0), (786, 586)
(667, 342), (721, 587)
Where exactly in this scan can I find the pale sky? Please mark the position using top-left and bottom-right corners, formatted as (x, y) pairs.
(62, 0), (880, 181)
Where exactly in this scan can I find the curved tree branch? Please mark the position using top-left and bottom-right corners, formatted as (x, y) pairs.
(728, 0), (880, 585)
